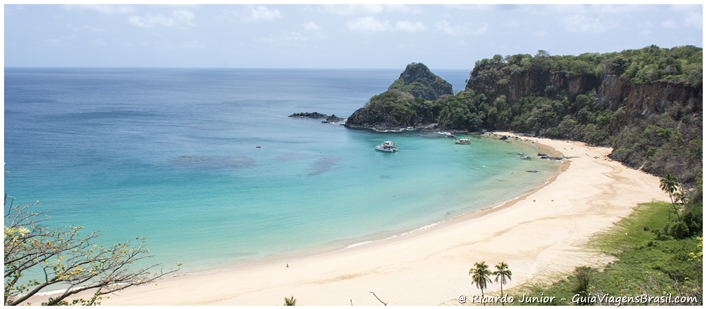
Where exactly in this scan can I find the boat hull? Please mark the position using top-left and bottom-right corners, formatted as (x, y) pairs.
(375, 147), (397, 153)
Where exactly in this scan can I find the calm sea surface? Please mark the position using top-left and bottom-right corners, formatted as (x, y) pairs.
(4, 68), (559, 273)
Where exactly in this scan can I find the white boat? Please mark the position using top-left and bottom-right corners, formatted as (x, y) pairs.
(455, 138), (471, 145)
(375, 141), (398, 152)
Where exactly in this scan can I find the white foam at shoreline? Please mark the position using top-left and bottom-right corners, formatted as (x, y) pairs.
(344, 240), (373, 249)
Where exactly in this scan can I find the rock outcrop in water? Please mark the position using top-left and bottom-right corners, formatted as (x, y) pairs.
(289, 112), (346, 124)
(289, 112), (328, 119)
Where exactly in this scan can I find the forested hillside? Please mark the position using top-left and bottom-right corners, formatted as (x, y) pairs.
(345, 45), (702, 186)
(465, 45), (702, 185)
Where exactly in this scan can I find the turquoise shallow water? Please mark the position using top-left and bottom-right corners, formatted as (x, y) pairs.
(4, 68), (559, 273)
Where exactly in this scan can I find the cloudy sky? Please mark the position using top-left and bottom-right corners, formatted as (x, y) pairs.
(4, 3), (703, 69)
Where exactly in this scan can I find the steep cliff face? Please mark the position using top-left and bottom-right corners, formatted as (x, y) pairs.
(596, 75), (702, 115)
(466, 67), (702, 118)
(466, 66), (600, 103)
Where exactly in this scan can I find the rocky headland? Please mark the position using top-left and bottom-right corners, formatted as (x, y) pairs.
(342, 45), (702, 185)
(344, 62), (454, 131)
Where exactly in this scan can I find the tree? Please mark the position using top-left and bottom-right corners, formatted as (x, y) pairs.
(4, 199), (178, 306)
(469, 261), (492, 305)
(660, 173), (681, 220)
(493, 262), (512, 305)
(284, 295), (296, 306)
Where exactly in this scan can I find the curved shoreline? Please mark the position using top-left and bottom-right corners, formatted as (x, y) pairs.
(28, 133), (669, 305)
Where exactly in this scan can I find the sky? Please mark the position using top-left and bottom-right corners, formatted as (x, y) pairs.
(3, 3), (704, 70)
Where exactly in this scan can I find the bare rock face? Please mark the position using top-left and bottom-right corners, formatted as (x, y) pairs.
(596, 75), (702, 116)
(466, 67), (702, 118)
(466, 66), (600, 104)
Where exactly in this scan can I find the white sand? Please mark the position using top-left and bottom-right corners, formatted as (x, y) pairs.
(28, 134), (669, 306)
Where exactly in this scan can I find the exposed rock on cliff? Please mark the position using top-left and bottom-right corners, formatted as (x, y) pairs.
(466, 66), (600, 104)
(596, 75), (702, 116)
(465, 67), (702, 119)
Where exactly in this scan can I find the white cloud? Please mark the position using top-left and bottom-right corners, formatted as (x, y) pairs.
(247, 6), (282, 21)
(256, 32), (309, 46)
(661, 19), (679, 29)
(66, 23), (104, 32)
(287, 32), (307, 42)
(443, 4), (495, 10)
(322, 4), (421, 15)
(91, 39), (106, 46)
(590, 4), (643, 14)
(323, 4), (386, 15)
(671, 4), (701, 12)
(683, 11), (703, 29)
(473, 23), (489, 35)
(395, 21), (425, 32)
(128, 10), (195, 28)
(347, 16), (392, 32)
(173, 10), (195, 26)
(435, 20), (488, 36)
(561, 15), (619, 33)
(303, 21), (321, 31)
(535, 30), (547, 36)
(64, 5), (134, 14)
(549, 4), (642, 15)
(436, 20), (457, 35)
(347, 16), (426, 33)
(639, 21), (653, 35)
(386, 5), (423, 14)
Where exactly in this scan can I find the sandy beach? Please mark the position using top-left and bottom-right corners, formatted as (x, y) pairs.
(30, 133), (669, 306)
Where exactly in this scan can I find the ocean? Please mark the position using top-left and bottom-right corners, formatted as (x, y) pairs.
(4, 68), (559, 273)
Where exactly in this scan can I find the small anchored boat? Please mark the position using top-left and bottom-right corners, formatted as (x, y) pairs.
(375, 141), (398, 153)
(454, 138), (471, 145)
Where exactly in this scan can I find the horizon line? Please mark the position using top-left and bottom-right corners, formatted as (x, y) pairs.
(4, 66), (473, 71)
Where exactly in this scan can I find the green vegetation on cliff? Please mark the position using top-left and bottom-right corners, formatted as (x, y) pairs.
(473, 45), (702, 87)
(345, 45), (702, 186)
(388, 62), (453, 100)
(467, 45), (702, 186)
(345, 63), (453, 129)
(360, 90), (432, 127)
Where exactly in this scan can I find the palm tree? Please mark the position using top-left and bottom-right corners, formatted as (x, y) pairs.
(469, 261), (492, 305)
(284, 296), (296, 306)
(493, 262), (512, 305)
(660, 173), (681, 220)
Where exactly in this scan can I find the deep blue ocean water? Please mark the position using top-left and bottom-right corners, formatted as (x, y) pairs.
(4, 68), (559, 273)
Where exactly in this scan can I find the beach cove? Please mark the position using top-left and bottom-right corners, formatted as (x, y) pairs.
(5, 68), (560, 275)
(48, 133), (668, 306)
